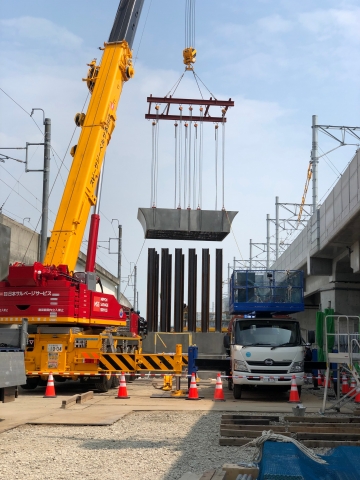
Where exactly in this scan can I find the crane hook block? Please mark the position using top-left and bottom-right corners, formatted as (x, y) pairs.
(74, 113), (86, 127)
(183, 47), (197, 70)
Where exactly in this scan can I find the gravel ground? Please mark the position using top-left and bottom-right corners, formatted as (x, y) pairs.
(0, 406), (350, 479)
(0, 411), (256, 480)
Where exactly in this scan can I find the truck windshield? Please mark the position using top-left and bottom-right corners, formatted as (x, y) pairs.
(234, 320), (301, 347)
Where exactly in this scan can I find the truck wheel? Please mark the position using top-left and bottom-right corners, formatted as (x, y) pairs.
(228, 377), (233, 391)
(94, 375), (112, 393)
(233, 384), (242, 399)
(298, 386), (302, 398)
(21, 378), (38, 390)
(111, 375), (120, 388)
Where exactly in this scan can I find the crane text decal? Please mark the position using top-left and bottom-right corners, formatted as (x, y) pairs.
(1, 291), (52, 296)
(93, 296), (109, 313)
(90, 113), (111, 187)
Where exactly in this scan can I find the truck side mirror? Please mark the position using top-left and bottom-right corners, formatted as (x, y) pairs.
(308, 330), (315, 344)
(223, 334), (230, 349)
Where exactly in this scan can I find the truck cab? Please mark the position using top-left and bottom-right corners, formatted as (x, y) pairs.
(230, 316), (304, 399)
(228, 269), (305, 399)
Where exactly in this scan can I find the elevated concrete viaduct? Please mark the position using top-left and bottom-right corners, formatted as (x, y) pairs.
(272, 149), (360, 331)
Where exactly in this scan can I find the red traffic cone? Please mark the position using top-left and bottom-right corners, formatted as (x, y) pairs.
(317, 371), (322, 386)
(354, 387), (360, 404)
(213, 373), (225, 402)
(341, 374), (349, 395)
(186, 373), (201, 400)
(116, 372), (130, 399)
(349, 378), (357, 397)
(43, 373), (57, 398)
(288, 375), (300, 403)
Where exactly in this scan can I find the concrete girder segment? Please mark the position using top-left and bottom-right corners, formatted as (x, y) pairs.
(137, 208), (238, 241)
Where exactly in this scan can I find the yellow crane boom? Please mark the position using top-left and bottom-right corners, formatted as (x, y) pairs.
(44, 0), (143, 271)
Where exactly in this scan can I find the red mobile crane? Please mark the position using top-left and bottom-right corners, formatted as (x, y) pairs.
(0, 0), (146, 392)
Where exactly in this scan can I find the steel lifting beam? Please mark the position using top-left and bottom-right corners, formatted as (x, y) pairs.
(174, 249), (184, 333)
(154, 250), (159, 331)
(146, 248), (156, 332)
(215, 249), (223, 333)
(166, 253), (172, 332)
(201, 249), (210, 333)
(188, 249), (197, 332)
(145, 95), (234, 123)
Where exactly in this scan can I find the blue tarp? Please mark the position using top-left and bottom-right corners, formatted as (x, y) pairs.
(258, 442), (360, 480)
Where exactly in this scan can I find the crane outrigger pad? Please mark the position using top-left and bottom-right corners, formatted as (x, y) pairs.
(137, 208), (237, 241)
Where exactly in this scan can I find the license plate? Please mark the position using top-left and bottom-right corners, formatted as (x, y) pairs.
(47, 344), (63, 352)
(263, 377), (276, 382)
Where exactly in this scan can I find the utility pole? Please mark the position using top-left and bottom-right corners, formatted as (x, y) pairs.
(275, 196), (279, 260)
(40, 117), (51, 262)
(26, 108), (50, 262)
(266, 214), (270, 269)
(117, 224), (122, 302)
(311, 114), (318, 215)
(249, 239), (253, 270)
(111, 220), (122, 303)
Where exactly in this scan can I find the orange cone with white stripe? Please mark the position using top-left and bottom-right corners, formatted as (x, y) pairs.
(43, 373), (56, 398)
(213, 373), (225, 402)
(341, 374), (349, 395)
(349, 378), (357, 397)
(186, 373), (201, 400)
(288, 375), (300, 403)
(354, 387), (360, 404)
(116, 372), (130, 399)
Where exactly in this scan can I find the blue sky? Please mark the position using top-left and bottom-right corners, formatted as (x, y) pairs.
(1, 1), (360, 312)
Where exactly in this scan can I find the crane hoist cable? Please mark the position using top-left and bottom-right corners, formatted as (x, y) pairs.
(215, 124), (219, 210)
(174, 121), (178, 209)
(179, 106), (183, 208)
(188, 107), (193, 208)
(198, 106), (203, 209)
(192, 122), (197, 210)
(183, 122), (188, 208)
(222, 118), (226, 210)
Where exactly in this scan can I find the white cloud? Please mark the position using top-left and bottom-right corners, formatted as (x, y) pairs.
(0, 17), (83, 49)
(257, 14), (293, 33)
(299, 8), (360, 42)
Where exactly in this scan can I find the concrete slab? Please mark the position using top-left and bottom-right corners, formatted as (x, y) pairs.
(0, 381), (349, 433)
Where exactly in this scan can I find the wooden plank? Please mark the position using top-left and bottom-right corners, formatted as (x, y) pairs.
(220, 418), (271, 426)
(353, 409), (360, 416)
(219, 438), (252, 446)
(199, 470), (216, 480)
(284, 416), (359, 423)
(209, 470), (226, 480)
(220, 419), (272, 426)
(220, 424), (286, 432)
(297, 432), (360, 441)
(221, 414), (279, 421)
(303, 440), (360, 448)
(220, 428), (291, 438)
(289, 425), (360, 434)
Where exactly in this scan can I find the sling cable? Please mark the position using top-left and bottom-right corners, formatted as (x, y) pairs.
(139, 0), (237, 241)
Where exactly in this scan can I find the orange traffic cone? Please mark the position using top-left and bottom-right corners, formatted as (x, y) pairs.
(288, 375), (300, 403)
(186, 373), (201, 400)
(213, 373), (225, 402)
(349, 378), (357, 397)
(354, 387), (360, 404)
(342, 374), (349, 395)
(317, 371), (322, 386)
(43, 373), (57, 398)
(116, 372), (130, 399)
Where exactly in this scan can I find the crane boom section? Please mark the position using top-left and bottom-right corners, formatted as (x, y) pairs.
(44, 41), (134, 271)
